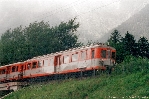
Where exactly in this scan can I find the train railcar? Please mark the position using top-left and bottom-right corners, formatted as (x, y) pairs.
(0, 62), (25, 82)
(21, 44), (116, 80)
(0, 44), (116, 83)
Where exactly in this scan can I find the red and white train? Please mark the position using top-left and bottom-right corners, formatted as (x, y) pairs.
(0, 44), (116, 85)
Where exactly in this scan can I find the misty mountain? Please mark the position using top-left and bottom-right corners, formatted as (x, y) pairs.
(1, 0), (149, 44)
(101, 4), (149, 42)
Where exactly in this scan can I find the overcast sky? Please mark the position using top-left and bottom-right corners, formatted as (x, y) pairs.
(0, 0), (149, 42)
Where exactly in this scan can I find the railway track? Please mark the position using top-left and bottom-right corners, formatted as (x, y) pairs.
(0, 67), (111, 98)
(0, 90), (14, 99)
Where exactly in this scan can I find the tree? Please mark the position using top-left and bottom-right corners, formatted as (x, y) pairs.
(108, 30), (122, 45)
(0, 27), (25, 64)
(122, 31), (136, 56)
(137, 36), (149, 58)
(0, 18), (82, 65)
(107, 30), (125, 63)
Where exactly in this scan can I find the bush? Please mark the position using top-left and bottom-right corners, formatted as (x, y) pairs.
(114, 55), (149, 74)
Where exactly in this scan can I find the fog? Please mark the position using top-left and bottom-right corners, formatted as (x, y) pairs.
(0, 0), (149, 43)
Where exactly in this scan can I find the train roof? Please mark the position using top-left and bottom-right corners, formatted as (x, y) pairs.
(30, 43), (115, 60)
(0, 61), (24, 68)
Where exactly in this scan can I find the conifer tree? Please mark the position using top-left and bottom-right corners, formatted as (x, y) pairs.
(122, 31), (136, 56)
(107, 30), (125, 63)
(138, 36), (149, 58)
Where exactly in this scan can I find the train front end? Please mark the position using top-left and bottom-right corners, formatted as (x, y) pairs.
(97, 45), (116, 73)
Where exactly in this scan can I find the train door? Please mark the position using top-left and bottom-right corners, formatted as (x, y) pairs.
(6, 66), (11, 81)
(24, 62), (32, 77)
(72, 52), (79, 69)
(18, 64), (24, 79)
(105, 49), (112, 66)
(0, 68), (6, 82)
(91, 49), (95, 67)
(107, 50), (111, 59)
(80, 50), (87, 68)
(54, 56), (61, 73)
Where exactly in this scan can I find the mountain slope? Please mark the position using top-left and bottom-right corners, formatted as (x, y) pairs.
(1, 0), (149, 44)
(101, 4), (149, 42)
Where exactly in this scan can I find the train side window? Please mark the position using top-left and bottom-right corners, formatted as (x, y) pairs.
(32, 62), (37, 68)
(20, 65), (23, 71)
(101, 50), (106, 58)
(55, 56), (61, 65)
(107, 50), (111, 58)
(60, 56), (63, 64)
(112, 52), (116, 59)
(50, 58), (54, 66)
(81, 51), (86, 60)
(16, 66), (18, 72)
(27, 63), (31, 70)
(12, 66), (16, 72)
(72, 53), (78, 62)
(2, 69), (5, 74)
(44, 59), (49, 66)
(64, 55), (69, 64)
(24, 65), (26, 70)
(92, 50), (95, 58)
(38, 61), (42, 67)
(43, 60), (44, 66)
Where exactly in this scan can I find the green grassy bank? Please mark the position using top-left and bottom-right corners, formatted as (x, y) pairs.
(4, 56), (149, 99)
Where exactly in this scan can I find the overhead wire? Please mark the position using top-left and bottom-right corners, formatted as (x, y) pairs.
(36, 0), (122, 26)
(1, 0), (122, 34)
(0, 0), (88, 32)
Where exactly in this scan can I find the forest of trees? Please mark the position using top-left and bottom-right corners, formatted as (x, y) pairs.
(0, 18), (82, 65)
(0, 17), (149, 66)
(108, 30), (149, 63)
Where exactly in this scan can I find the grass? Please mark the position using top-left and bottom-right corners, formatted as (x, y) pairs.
(3, 72), (149, 99)
(3, 56), (149, 99)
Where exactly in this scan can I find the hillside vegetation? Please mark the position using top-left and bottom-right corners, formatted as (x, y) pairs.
(0, 18), (81, 65)
(4, 56), (149, 99)
(1, 14), (149, 99)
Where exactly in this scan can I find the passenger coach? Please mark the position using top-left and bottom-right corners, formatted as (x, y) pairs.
(0, 44), (116, 82)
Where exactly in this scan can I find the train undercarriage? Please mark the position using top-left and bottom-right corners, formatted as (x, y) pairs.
(0, 65), (114, 92)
